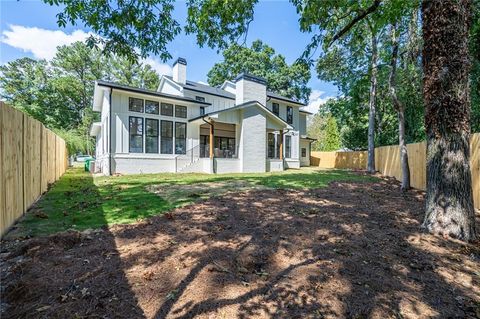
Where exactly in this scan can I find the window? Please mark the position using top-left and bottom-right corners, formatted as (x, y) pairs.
(195, 96), (205, 102)
(200, 106), (205, 115)
(161, 120), (173, 154)
(287, 106), (293, 124)
(175, 105), (187, 118)
(213, 137), (236, 158)
(161, 103), (174, 116)
(175, 122), (187, 154)
(129, 97), (144, 113)
(129, 117), (143, 153)
(272, 103), (279, 116)
(145, 100), (159, 114)
(146, 119), (159, 153)
(267, 133), (281, 159)
(285, 135), (291, 158)
(302, 148), (307, 157)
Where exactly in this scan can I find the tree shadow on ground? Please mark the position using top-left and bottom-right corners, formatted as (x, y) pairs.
(0, 172), (146, 318)
(1, 173), (479, 318)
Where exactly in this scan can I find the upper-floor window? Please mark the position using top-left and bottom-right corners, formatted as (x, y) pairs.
(286, 106), (293, 124)
(145, 100), (159, 114)
(195, 96), (206, 102)
(129, 97), (144, 113)
(175, 105), (187, 118)
(161, 103), (174, 116)
(272, 103), (279, 116)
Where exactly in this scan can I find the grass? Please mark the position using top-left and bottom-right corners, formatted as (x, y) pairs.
(9, 166), (377, 237)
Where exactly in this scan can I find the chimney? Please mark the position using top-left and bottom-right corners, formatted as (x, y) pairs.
(172, 57), (187, 84)
(234, 73), (267, 106)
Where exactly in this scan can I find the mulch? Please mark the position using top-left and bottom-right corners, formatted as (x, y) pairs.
(1, 177), (479, 318)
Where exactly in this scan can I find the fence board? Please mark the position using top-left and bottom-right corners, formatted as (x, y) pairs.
(311, 133), (480, 210)
(1, 102), (67, 236)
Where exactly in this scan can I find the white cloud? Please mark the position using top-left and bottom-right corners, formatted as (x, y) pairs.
(142, 57), (172, 76)
(1, 24), (93, 60)
(302, 89), (336, 114)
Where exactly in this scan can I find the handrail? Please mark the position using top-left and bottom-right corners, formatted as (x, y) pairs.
(175, 143), (201, 172)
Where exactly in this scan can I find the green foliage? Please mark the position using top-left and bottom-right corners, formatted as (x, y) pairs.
(207, 40), (311, 102)
(323, 116), (341, 151)
(12, 166), (376, 237)
(0, 42), (161, 154)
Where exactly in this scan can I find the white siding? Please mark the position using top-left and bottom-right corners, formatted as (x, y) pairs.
(240, 106), (266, 172)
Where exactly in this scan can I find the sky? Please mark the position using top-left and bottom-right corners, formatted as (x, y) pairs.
(0, 0), (338, 113)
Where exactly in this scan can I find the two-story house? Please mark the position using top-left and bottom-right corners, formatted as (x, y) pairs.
(90, 57), (315, 175)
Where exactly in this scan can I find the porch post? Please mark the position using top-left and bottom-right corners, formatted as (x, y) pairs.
(209, 122), (214, 159)
(279, 130), (283, 160)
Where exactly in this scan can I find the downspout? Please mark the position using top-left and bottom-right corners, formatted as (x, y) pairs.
(109, 89), (113, 176)
(201, 116), (215, 173)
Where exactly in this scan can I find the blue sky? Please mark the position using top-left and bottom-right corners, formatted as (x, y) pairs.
(0, 0), (338, 112)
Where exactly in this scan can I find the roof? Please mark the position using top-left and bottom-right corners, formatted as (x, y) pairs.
(267, 91), (306, 106)
(96, 80), (211, 105)
(165, 76), (235, 99)
(300, 135), (316, 141)
(299, 109), (314, 115)
(189, 100), (293, 129)
(165, 76), (307, 106)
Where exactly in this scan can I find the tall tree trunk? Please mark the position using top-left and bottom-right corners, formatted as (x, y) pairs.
(367, 31), (378, 173)
(389, 23), (411, 191)
(422, 0), (476, 241)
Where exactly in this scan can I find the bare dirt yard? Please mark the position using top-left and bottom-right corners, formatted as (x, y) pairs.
(1, 176), (479, 318)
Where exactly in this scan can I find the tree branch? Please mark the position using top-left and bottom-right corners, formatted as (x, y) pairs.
(328, 0), (382, 47)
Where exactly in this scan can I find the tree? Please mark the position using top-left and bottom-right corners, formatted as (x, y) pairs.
(421, 0), (476, 240)
(323, 115), (341, 151)
(207, 40), (311, 103)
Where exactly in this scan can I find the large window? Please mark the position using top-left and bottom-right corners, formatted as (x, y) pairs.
(272, 103), (279, 116)
(175, 122), (187, 154)
(146, 119), (159, 153)
(161, 120), (173, 154)
(214, 137), (235, 158)
(161, 103), (174, 116)
(129, 97), (144, 113)
(175, 105), (187, 118)
(267, 133), (281, 159)
(129, 117), (143, 153)
(285, 135), (291, 158)
(145, 100), (159, 114)
(286, 106), (293, 124)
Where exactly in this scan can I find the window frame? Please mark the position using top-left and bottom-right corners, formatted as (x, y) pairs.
(145, 100), (159, 115)
(272, 103), (279, 116)
(129, 97), (144, 113)
(286, 106), (293, 124)
(175, 122), (187, 154)
(195, 96), (206, 102)
(200, 106), (205, 115)
(129, 116), (144, 153)
(175, 105), (187, 118)
(145, 118), (159, 154)
(160, 120), (174, 154)
(161, 102), (174, 116)
(285, 135), (292, 158)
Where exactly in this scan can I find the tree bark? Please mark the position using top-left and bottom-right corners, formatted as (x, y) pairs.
(367, 31), (378, 173)
(389, 23), (411, 191)
(422, 0), (477, 241)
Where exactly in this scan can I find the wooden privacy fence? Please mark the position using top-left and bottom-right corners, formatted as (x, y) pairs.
(0, 102), (68, 236)
(311, 133), (480, 210)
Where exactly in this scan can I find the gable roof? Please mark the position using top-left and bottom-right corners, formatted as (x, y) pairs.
(164, 75), (235, 99)
(189, 100), (293, 129)
(164, 76), (307, 106)
(96, 80), (211, 105)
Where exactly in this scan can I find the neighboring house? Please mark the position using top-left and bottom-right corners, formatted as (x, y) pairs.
(90, 57), (315, 175)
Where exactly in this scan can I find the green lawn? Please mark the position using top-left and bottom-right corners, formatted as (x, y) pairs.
(10, 166), (376, 237)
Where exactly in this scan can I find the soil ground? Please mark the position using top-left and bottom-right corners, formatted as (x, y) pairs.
(1, 177), (479, 318)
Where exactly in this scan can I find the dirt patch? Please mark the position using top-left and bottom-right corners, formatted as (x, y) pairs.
(1, 178), (479, 318)
(146, 180), (269, 203)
